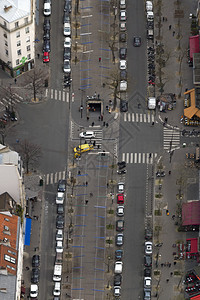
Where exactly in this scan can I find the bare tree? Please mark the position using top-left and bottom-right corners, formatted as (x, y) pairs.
(16, 139), (42, 173)
(23, 68), (48, 102)
(106, 67), (121, 109)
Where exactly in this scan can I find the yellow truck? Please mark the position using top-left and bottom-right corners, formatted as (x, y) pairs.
(74, 144), (94, 158)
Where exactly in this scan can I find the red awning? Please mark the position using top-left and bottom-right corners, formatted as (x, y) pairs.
(190, 295), (200, 299)
(189, 35), (200, 60)
(182, 201), (200, 226)
(187, 238), (198, 253)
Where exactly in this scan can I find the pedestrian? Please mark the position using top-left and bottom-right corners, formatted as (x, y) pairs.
(37, 53), (40, 59)
(66, 276), (68, 281)
(106, 123), (108, 127)
(16, 139), (19, 143)
(174, 261), (176, 265)
(173, 31), (175, 36)
(107, 183), (109, 188)
(165, 17), (168, 21)
(152, 122), (154, 126)
(26, 266), (29, 270)
(172, 214), (175, 220)
(165, 117), (168, 122)
(169, 263), (171, 267)
(138, 103), (141, 109)
(149, 153), (152, 158)
(101, 114), (103, 121)
(103, 121), (105, 126)
(169, 170), (171, 175)
(161, 263), (163, 267)
(78, 170), (81, 175)
(98, 94), (100, 99)
(87, 116), (89, 121)
(14, 78), (17, 84)
(163, 17), (165, 21)
(93, 141), (96, 146)
(166, 279), (169, 282)
(85, 200), (88, 205)
(97, 145), (100, 149)
(85, 181), (88, 186)
(90, 192), (93, 197)
(94, 92), (97, 98)
(169, 25), (171, 30)
(99, 57), (101, 62)
(170, 272), (173, 276)
(99, 116), (101, 121)
(92, 122), (94, 127)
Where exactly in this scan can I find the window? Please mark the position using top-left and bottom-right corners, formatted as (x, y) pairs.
(4, 218), (9, 222)
(4, 254), (16, 264)
(27, 54), (31, 60)
(24, 17), (28, 24)
(7, 265), (15, 271)
(8, 250), (16, 256)
(17, 40), (21, 47)
(26, 45), (30, 51)
(15, 22), (19, 28)
(26, 36), (30, 43)
(16, 59), (20, 65)
(16, 31), (20, 38)
(25, 27), (29, 34)
(4, 226), (9, 231)
(17, 49), (21, 56)
(5, 41), (8, 47)
(4, 21), (7, 27)
(5, 50), (8, 56)
(4, 32), (7, 38)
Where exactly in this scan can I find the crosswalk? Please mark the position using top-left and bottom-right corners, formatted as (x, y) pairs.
(163, 127), (180, 150)
(123, 112), (155, 123)
(122, 152), (157, 164)
(46, 88), (72, 102)
(44, 170), (66, 185)
(0, 93), (23, 107)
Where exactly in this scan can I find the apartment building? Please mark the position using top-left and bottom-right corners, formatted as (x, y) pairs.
(0, 0), (35, 77)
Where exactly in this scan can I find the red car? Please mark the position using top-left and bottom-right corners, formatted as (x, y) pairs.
(43, 52), (50, 63)
(117, 193), (124, 204)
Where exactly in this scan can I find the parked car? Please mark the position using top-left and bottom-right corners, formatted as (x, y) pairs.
(116, 205), (124, 217)
(44, 19), (51, 30)
(145, 241), (153, 255)
(145, 228), (153, 240)
(64, 22), (71, 36)
(119, 60), (127, 70)
(64, 0), (72, 12)
(30, 284), (38, 298)
(146, 1), (153, 11)
(43, 2), (51, 16)
(56, 241), (63, 253)
(144, 268), (151, 277)
(31, 268), (40, 284)
(120, 0), (126, 9)
(119, 22), (126, 31)
(119, 47), (127, 59)
(120, 70), (127, 80)
(144, 255), (152, 267)
(56, 215), (64, 229)
(118, 161), (126, 169)
(43, 52), (50, 63)
(117, 193), (124, 204)
(120, 100), (128, 112)
(43, 40), (51, 52)
(114, 286), (121, 297)
(116, 233), (124, 246)
(63, 11), (70, 23)
(56, 229), (63, 241)
(115, 249), (123, 260)
(57, 180), (66, 192)
(64, 37), (71, 48)
(64, 47), (71, 60)
(63, 59), (71, 73)
(43, 29), (50, 40)
(133, 36), (141, 47)
(116, 220), (124, 231)
(32, 255), (40, 268)
(114, 261), (123, 274)
(79, 131), (95, 138)
(144, 277), (152, 289)
(114, 274), (122, 286)
(119, 32), (126, 42)
(119, 10), (126, 21)
(144, 289), (151, 300)
(56, 192), (64, 205)
(118, 182), (125, 193)
(57, 204), (64, 214)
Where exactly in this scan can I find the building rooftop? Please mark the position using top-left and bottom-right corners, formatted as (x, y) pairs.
(0, 273), (16, 300)
(0, 0), (30, 23)
(0, 165), (21, 203)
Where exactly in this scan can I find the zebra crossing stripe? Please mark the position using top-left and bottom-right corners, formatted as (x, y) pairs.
(45, 88), (48, 97)
(138, 152), (141, 163)
(132, 113), (134, 122)
(128, 113), (131, 122)
(130, 153), (133, 163)
(126, 152), (129, 163)
(62, 91), (65, 102)
(122, 153), (125, 161)
(59, 90), (62, 101)
(142, 153), (145, 163)
(136, 113), (139, 122)
(55, 90), (57, 100)
(144, 114), (147, 123)
(147, 114), (150, 123)
(140, 114), (143, 122)
(50, 173), (54, 185)
(124, 113), (127, 122)
(134, 153), (137, 163)
(51, 89), (53, 99)
(46, 174), (49, 185)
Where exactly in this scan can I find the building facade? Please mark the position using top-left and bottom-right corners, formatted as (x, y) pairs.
(0, 0), (35, 77)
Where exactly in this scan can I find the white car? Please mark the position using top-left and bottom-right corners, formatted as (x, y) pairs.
(145, 241), (153, 255)
(64, 37), (71, 48)
(146, 1), (153, 11)
(120, 10), (127, 21)
(56, 241), (63, 253)
(30, 284), (38, 298)
(56, 192), (64, 205)
(79, 131), (95, 138)
(144, 277), (152, 289)
(119, 22), (126, 31)
(119, 60), (127, 70)
(53, 282), (61, 296)
(114, 286), (121, 297)
(64, 22), (71, 36)
(114, 261), (123, 274)
(63, 59), (71, 73)
(56, 229), (63, 241)
(117, 205), (124, 217)
(43, 2), (51, 16)
(118, 182), (125, 193)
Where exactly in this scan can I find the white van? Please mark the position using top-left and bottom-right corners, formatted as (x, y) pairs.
(53, 264), (62, 281)
(53, 282), (61, 296)
(120, 0), (126, 9)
